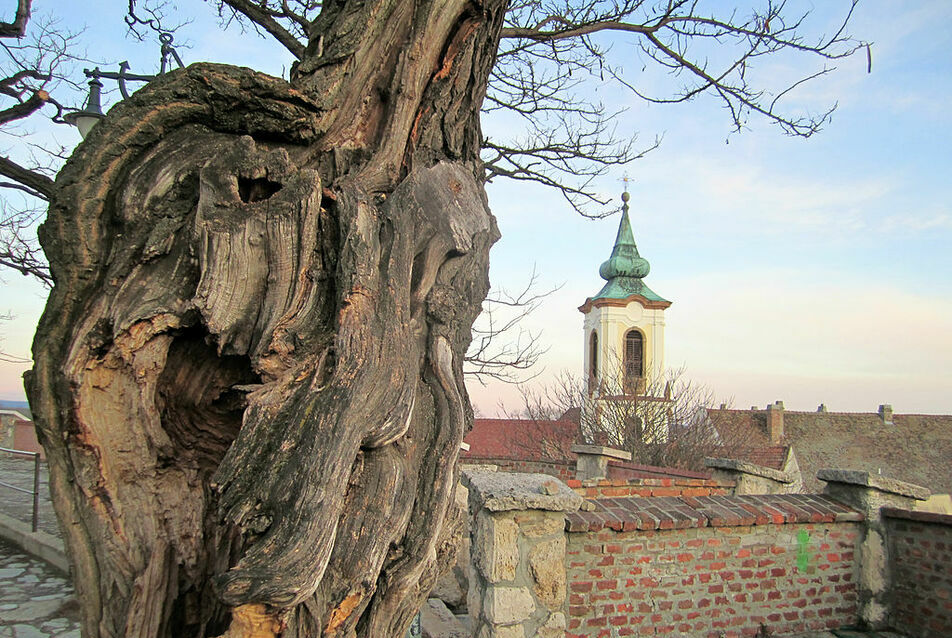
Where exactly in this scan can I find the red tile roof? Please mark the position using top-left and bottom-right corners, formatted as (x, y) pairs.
(464, 418), (577, 462)
(706, 408), (789, 470)
(464, 418), (714, 481)
(724, 445), (789, 470)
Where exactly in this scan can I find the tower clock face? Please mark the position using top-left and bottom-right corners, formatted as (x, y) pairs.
(625, 304), (643, 322)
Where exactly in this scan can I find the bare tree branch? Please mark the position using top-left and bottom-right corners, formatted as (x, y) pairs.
(465, 267), (560, 384)
(0, 155), (52, 200)
(213, 0), (310, 59)
(0, 0), (31, 38)
(482, 129), (659, 218)
(0, 311), (31, 363)
(500, 19), (656, 41)
(510, 364), (744, 470)
(0, 84), (45, 124)
(484, 0), (867, 207)
(0, 9), (91, 283)
(0, 201), (49, 283)
(125, 1), (179, 39)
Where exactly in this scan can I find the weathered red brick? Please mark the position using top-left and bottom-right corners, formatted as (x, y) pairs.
(566, 505), (864, 637)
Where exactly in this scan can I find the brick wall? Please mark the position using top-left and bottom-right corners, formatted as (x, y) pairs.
(12, 421), (43, 456)
(567, 477), (734, 500)
(564, 494), (863, 637)
(607, 462), (714, 483)
(884, 508), (952, 637)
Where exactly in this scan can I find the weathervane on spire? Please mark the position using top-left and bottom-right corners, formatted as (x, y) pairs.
(620, 174), (631, 210)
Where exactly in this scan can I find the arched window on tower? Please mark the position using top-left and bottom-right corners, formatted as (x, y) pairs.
(624, 329), (644, 393)
(589, 331), (598, 392)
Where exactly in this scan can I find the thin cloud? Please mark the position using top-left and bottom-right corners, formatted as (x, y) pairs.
(881, 211), (952, 233)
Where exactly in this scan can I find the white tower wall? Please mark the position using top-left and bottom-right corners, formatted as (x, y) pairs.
(582, 301), (666, 395)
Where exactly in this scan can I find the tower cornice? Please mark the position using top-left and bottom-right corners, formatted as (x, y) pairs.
(578, 294), (673, 314)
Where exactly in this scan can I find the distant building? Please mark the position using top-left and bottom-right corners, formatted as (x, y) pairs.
(575, 190), (676, 449)
(462, 414), (711, 483)
(0, 406), (42, 456)
(705, 401), (793, 471)
(578, 190), (670, 398)
(463, 189), (951, 507)
(709, 402), (952, 498)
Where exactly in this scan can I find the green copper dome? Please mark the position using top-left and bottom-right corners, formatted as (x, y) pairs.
(590, 192), (669, 303)
(598, 193), (650, 280)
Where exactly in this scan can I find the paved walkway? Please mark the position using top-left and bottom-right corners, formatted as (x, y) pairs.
(0, 539), (80, 638)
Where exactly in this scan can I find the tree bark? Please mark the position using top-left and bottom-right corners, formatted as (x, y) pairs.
(26, 1), (507, 636)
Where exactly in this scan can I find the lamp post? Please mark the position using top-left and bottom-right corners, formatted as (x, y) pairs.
(64, 33), (184, 139)
(62, 75), (104, 138)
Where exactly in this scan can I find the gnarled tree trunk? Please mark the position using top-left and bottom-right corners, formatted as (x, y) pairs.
(26, 1), (507, 636)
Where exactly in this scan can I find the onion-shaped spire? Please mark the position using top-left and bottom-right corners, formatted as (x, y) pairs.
(598, 191), (650, 281)
(581, 189), (670, 309)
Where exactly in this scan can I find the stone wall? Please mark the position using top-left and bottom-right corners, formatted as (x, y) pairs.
(883, 508), (952, 638)
(818, 469), (931, 628)
(563, 494), (864, 637)
(464, 457), (576, 481)
(463, 470), (583, 638)
(460, 457), (715, 485)
(459, 468), (938, 638)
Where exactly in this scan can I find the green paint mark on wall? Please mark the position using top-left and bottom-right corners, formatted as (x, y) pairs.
(796, 529), (811, 572)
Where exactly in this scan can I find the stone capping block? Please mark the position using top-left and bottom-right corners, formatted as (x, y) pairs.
(460, 463), (499, 472)
(816, 469), (930, 501)
(881, 507), (952, 527)
(461, 469), (583, 513)
(421, 598), (469, 638)
(704, 456), (795, 483)
(564, 493), (863, 533)
(570, 444), (632, 461)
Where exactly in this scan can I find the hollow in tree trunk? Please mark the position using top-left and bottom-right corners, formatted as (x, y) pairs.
(26, 1), (507, 636)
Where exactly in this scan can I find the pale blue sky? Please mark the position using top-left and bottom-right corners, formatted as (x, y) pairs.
(2, 1), (950, 414)
(471, 1), (952, 415)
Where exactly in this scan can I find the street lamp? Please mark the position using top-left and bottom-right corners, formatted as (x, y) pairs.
(64, 33), (184, 139)
(63, 76), (104, 139)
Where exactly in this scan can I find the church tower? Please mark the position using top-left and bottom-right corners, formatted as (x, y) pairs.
(579, 190), (671, 397)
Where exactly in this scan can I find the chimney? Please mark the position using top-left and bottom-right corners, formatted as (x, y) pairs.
(878, 404), (893, 425)
(766, 400), (784, 444)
